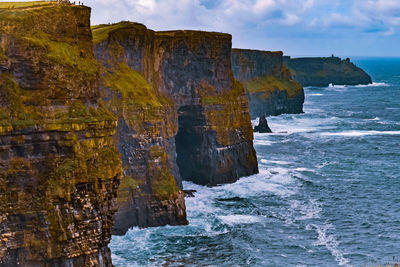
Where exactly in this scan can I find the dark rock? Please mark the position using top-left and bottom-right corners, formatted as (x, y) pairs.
(254, 116), (272, 133)
(183, 190), (197, 197)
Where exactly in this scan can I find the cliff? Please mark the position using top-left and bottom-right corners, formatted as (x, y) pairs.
(232, 49), (304, 118)
(0, 4), (122, 266)
(93, 22), (258, 235)
(283, 56), (372, 87)
(93, 22), (188, 234)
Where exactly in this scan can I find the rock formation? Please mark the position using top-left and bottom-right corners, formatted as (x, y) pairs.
(232, 49), (304, 118)
(93, 22), (188, 234)
(93, 22), (258, 234)
(0, 4), (122, 266)
(283, 56), (372, 87)
(254, 116), (272, 133)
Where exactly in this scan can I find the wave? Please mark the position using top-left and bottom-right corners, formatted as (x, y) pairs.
(218, 215), (261, 226)
(328, 82), (388, 88)
(260, 159), (291, 165)
(253, 139), (274, 146)
(308, 224), (351, 266)
(321, 130), (400, 136)
(365, 117), (380, 121)
(353, 82), (389, 87)
(309, 93), (324, 96)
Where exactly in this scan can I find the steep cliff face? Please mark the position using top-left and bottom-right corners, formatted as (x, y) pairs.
(93, 23), (258, 235)
(93, 22), (188, 234)
(154, 31), (258, 186)
(0, 4), (122, 266)
(283, 56), (372, 87)
(232, 49), (304, 118)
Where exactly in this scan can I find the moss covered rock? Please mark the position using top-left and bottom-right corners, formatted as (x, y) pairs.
(0, 4), (122, 266)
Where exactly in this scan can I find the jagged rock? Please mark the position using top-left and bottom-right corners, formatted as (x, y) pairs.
(283, 56), (372, 87)
(0, 4), (122, 266)
(254, 116), (272, 133)
(183, 190), (197, 198)
(232, 49), (305, 118)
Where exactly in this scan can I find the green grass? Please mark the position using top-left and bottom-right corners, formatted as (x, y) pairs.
(104, 63), (163, 108)
(22, 30), (99, 77)
(0, 1), (54, 9)
(243, 74), (303, 98)
(92, 21), (145, 45)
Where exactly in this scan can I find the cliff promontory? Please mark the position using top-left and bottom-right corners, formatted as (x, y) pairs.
(232, 49), (304, 118)
(0, 3), (122, 266)
(283, 56), (372, 87)
(93, 22), (258, 234)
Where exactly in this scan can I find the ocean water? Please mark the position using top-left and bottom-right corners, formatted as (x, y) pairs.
(109, 58), (400, 267)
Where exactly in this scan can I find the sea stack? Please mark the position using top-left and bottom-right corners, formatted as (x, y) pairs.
(254, 116), (272, 133)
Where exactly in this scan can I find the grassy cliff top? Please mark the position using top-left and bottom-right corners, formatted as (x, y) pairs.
(0, 1), (53, 9)
(232, 48), (283, 56)
(156, 30), (231, 39)
(92, 21), (148, 44)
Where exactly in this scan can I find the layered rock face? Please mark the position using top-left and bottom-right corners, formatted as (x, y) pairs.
(283, 56), (372, 87)
(93, 23), (258, 235)
(0, 5), (122, 266)
(154, 31), (258, 186)
(93, 23), (188, 234)
(232, 49), (304, 118)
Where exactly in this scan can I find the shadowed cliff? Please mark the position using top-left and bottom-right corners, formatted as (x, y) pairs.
(283, 56), (372, 87)
(232, 49), (304, 118)
(0, 3), (122, 266)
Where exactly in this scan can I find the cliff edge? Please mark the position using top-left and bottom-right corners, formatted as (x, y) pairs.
(0, 4), (121, 266)
(232, 49), (304, 118)
(283, 56), (372, 87)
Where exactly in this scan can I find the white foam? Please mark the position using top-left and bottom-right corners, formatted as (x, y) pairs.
(291, 199), (321, 220)
(260, 159), (291, 165)
(365, 117), (380, 121)
(309, 93), (324, 96)
(310, 224), (351, 266)
(328, 83), (346, 89)
(253, 139), (274, 146)
(321, 130), (400, 137)
(294, 167), (309, 172)
(218, 215), (261, 226)
(219, 172), (296, 197)
(353, 82), (389, 87)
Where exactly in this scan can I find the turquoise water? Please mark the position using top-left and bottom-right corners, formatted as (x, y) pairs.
(110, 58), (400, 267)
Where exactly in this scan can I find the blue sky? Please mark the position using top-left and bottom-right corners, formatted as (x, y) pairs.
(5, 0), (400, 57)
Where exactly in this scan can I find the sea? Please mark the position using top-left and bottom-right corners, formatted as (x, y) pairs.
(109, 58), (400, 267)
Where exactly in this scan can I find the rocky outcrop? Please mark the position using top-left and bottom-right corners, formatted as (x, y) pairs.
(254, 116), (272, 133)
(93, 23), (258, 234)
(283, 56), (372, 87)
(232, 49), (304, 118)
(0, 4), (121, 266)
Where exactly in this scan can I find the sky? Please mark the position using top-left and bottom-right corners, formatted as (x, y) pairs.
(4, 0), (400, 57)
